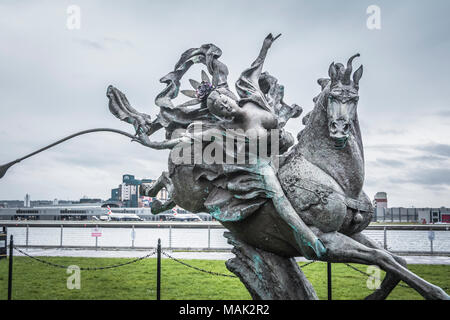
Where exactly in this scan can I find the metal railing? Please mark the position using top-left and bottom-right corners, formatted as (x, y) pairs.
(1, 221), (230, 250)
(0, 221), (449, 254)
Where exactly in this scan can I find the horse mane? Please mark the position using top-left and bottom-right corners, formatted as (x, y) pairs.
(297, 84), (330, 141)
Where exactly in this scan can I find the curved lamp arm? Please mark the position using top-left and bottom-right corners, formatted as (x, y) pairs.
(0, 127), (174, 179)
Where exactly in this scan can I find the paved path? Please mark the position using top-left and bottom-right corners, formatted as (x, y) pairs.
(11, 248), (450, 265)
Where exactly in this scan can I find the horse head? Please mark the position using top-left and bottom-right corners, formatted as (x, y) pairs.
(316, 54), (363, 149)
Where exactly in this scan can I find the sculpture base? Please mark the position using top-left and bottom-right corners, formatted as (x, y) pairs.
(224, 232), (318, 300)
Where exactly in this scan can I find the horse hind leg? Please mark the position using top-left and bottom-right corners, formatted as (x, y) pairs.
(313, 228), (450, 300)
(350, 232), (407, 300)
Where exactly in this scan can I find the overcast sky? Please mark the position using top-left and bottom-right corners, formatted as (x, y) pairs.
(0, 0), (449, 207)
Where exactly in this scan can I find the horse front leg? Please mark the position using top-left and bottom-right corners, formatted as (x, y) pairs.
(140, 171), (176, 214)
(350, 232), (407, 300)
(260, 164), (326, 260)
(140, 171), (174, 197)
(313, 229), (450, 300)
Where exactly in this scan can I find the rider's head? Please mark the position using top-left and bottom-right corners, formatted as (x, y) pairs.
(206, 87), (240, 119)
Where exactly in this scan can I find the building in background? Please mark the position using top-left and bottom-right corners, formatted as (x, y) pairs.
(440, 208), (450, 223)
(417, 207), (450, 224)
(79, 197), (102, 204)
(374, 206), (450, 223)
(110, 188), (120, 202)
(108, 174), (162, 208)
(373, 191), (388, 221)
(118, 174), (140, 208)
(24, 194), (30, 208)
(0, 173), (207, 220)
(372, 191), (449, 223)
(373, 192), (388, 208)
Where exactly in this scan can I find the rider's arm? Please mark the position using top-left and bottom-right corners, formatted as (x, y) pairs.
(247, 33), (281, 84)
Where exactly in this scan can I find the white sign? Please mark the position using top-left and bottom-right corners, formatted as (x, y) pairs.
(428, 231), (435, 241)
(91, 227), (102, 237)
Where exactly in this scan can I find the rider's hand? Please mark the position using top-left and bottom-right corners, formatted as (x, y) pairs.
(264, 33), (281, 47)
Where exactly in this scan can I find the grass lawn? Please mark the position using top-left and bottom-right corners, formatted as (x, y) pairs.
(0, 256), (448, 300)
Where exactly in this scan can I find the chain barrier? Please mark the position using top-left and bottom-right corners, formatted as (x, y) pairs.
(14, 246), (447, 293)
(344, 263), (410, 289)
(299, 261), (316, 269)
(162, 251), (317, 278)
(344, 263), (449, 291)
(12, 245), (314, 276)
(162, 251), (237, 278)
(13, 246), (156, 271)
(344, 263), (408, 288)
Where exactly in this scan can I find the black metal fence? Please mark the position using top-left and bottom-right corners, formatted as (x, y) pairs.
(4, 236), (236, 300)
(3, 236), (346, 300)
(7, 235), (445, 301)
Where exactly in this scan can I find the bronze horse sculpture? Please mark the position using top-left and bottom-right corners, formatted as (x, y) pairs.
(110, 34), (448, 300)
(1, 34), (448, 300)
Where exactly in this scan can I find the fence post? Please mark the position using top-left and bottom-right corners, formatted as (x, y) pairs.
(131, 225), (135, 249)
(207, 225), (211, 249)
(8, 235), (13, 300)
(60, 225), (63, 248)
(26, 224), (29, 248)
(95, 224), (98, 250)
(327, 262), (332, 300)
(169, 225), (172, 249)
(429, 228), (434, 255)
(383, 227), (387, 250)
(157, 238), (161, 300)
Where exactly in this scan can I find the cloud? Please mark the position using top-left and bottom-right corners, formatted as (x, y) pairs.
(73, 38), (105, 50)
(416, 143), (450, 158)
(0, 0), (449, 207)
(74, 37), (135, 51)
(390, 168), (450, 187)
(374, 129), (405, 135)
(409, 155), (447, 163)
(374, 158), (405, 168)
(103, 37), (134, 48)
(435, 110), (450, 118)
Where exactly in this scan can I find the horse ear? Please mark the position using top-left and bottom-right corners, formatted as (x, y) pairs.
(317, 78), (330, 90)
(328, 63), (338, 84)
(353, 65), (363, 87)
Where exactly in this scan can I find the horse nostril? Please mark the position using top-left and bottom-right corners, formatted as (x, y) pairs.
(343, 123), (350, 132)
(330, 122), (337, 131)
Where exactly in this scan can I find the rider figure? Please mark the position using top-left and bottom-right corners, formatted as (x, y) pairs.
(113, 33), (327, 260)
(175, 34), (326, 259)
